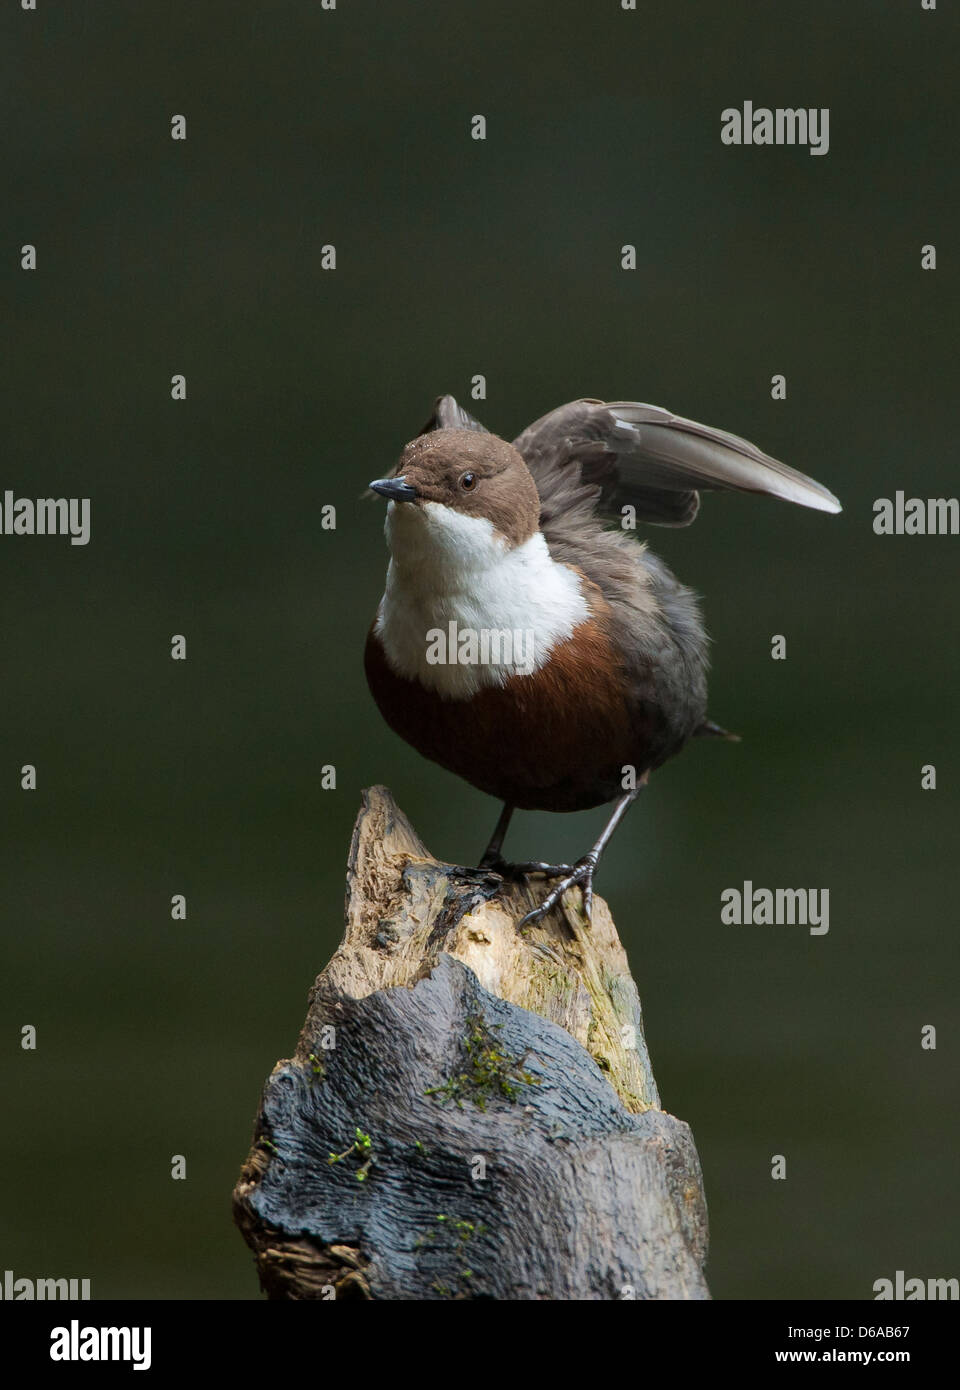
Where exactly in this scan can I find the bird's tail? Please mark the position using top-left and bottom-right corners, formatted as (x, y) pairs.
(695, 718), (741, 742)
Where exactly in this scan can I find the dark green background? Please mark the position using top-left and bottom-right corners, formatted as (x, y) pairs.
(2, 1), (956, 1299)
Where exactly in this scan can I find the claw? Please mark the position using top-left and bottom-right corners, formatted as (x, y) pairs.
(512, 860), (575, 877)
(517, 854), (598, 929)
(483, 788), (640, 932)
(476, 856), (575, 883)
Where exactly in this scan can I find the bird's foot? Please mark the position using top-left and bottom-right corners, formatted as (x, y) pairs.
(476, 854), (575, 883)
(517, 852), (599, 928)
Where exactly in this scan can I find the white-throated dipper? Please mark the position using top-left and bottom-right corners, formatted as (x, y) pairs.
(365, 395), (841, 927)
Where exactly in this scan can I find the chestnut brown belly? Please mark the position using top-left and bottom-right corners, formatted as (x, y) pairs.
(365, 623), (696, 812)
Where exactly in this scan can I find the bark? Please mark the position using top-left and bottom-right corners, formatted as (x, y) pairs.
(232, 785), (710, 1300)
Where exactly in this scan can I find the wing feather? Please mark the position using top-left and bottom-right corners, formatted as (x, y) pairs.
(513, 399), (841, 528)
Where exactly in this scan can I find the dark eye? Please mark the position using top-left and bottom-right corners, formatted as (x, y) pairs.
(459, 471), (478, 492)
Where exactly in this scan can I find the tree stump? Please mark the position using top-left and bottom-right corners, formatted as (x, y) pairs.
(232, 786), (710, 1299)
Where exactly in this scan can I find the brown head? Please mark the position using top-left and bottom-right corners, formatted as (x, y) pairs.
(369, 428), (541, 551)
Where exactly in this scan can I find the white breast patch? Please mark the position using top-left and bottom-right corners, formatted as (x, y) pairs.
(374, 500), (590, 699)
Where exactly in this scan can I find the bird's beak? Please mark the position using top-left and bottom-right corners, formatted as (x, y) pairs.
(369, 476), (418, 502)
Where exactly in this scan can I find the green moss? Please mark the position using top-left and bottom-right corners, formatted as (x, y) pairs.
(415, 1215), (488, 1297)
(328, 1127), (374, 1182)
(424, 1014), (539, 1110)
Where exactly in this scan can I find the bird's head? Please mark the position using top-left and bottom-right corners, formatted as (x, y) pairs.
(369, 429), (541, 569)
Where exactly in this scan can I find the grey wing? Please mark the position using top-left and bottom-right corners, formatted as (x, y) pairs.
(513, 399), (842, 528)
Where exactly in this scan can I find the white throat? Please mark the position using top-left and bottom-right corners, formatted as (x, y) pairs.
(375, 500), (590, 698)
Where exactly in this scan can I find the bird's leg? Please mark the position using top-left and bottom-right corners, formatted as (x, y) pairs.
(517, 785), (642, 928)
(477, 803), (577, 880)
(477, 803), (515, 872)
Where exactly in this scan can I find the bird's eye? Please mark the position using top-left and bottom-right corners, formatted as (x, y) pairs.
(459, 472), (478, 491)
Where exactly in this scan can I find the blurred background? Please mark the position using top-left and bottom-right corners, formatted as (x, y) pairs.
(2, 0), (957, 1299)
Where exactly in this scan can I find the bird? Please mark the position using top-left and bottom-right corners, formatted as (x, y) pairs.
(364, 394), (841, 927)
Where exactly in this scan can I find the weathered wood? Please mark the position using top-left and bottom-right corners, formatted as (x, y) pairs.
(233, 786), (710, 1299)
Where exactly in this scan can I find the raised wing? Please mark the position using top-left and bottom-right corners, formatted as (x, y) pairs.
(513, 399), (841, 528)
